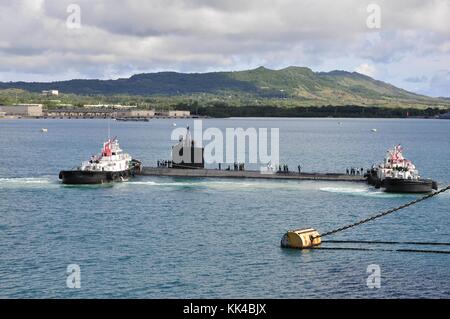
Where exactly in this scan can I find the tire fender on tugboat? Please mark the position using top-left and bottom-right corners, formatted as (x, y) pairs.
(106, 172), (114, 182)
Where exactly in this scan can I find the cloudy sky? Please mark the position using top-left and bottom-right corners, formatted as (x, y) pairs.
(0, 0), (449, 96)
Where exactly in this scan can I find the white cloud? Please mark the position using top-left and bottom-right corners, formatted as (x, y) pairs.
(0, 0), (449, 96)
(355, 63), (377, 77)
(427, 71), (450, 97)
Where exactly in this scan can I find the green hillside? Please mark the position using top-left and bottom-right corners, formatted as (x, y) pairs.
(0, 66), (449, 109)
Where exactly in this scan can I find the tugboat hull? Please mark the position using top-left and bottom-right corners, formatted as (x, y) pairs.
(59, 159), (142, 185)
(382, 178), (436, 193)
(59, 169), (134, 185)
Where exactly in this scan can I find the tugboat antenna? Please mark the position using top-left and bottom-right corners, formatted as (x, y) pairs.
(108, 117), (111, 141)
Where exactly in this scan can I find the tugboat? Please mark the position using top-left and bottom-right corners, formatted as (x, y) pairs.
(59, 137), (142, 184)
(366, 145), (438, 193)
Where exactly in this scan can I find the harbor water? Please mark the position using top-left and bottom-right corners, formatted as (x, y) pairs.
(0, 118), (449, 298)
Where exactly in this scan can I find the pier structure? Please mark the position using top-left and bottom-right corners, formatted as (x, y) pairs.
(43, 109), (198, 119)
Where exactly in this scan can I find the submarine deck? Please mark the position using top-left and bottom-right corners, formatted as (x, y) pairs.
(140, 167), (367, 182)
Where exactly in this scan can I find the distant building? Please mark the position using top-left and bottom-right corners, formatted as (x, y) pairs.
(130, 110), (155, 117)
(44, 108), (156, 119)
(42, 90), (59, 96)
(117, 109), (155, 118)
(84, 104), (137, 109)
(158, 110), (191, 118)
(0, 104), (43, 117)
(84, 104), (108, 108)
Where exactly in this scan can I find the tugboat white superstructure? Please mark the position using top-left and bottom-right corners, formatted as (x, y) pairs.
(367, 145), (437, 193)
(59, 137), (141, 184)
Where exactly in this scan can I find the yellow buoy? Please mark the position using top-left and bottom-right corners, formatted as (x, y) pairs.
(281, 228), (321, 249)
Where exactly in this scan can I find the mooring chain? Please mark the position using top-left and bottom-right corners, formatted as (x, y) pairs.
(317, 185), (450, 239)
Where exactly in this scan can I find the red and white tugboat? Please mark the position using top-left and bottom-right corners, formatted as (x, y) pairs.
(366, 145), (438, 193)
(59, 137), (142, 185)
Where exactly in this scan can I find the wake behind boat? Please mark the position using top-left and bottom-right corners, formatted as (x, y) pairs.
(59, 137), (142, 185)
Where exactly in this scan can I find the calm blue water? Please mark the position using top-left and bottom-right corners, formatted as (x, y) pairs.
(0, 118), (449, 298)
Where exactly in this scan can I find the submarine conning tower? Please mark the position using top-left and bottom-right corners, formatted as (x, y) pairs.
(171, 125), (205, 169)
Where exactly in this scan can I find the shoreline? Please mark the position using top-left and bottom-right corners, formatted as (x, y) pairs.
(1, 115), (449, 120)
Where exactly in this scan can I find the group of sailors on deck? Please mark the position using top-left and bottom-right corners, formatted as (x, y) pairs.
(89, 155), (101, 164)
(220, 162), (245, 171)
(346, 167), (365, 175)
(157, 160), (172, 168)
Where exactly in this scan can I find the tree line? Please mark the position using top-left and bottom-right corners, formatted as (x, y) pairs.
(175, 102), (449, 118)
